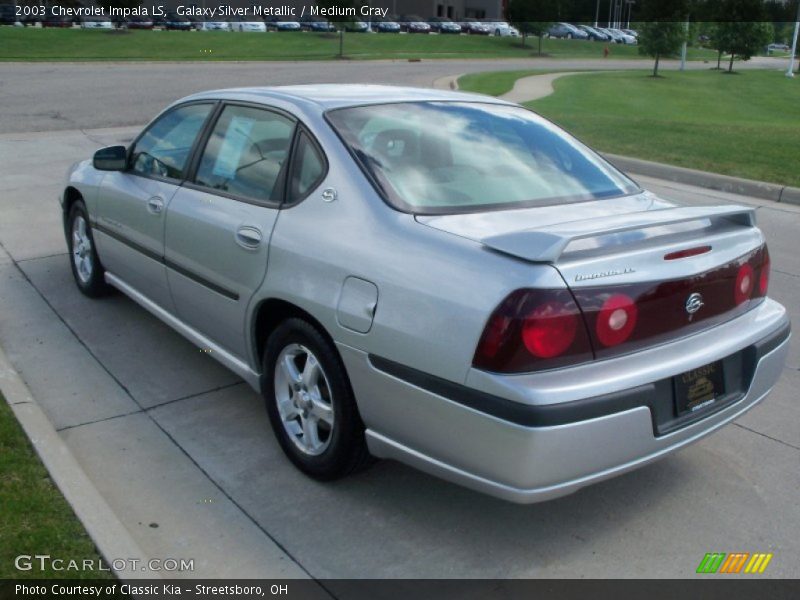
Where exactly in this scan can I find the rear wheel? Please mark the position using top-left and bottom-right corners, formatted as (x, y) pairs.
(67, 201), (110, 298)
(263, 318), (372, 480)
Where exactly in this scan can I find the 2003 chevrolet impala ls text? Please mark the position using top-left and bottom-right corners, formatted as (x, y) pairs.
(60, 85), (790, 503)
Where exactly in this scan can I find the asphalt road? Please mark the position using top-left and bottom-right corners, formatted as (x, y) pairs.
(0, 60), (797, 580)
(0, 56), (785, 133)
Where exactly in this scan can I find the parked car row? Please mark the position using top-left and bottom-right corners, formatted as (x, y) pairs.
(548, 22), (638, 44)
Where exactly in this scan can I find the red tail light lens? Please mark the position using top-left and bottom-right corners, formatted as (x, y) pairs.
(522, 301), (578, 358)
(473, 289), (593, 373)
(758, 247), (770, 296)
(734, 263), (754, 305)
(595, 294), (638, 347)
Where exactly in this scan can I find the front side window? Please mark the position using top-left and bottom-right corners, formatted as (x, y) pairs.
(195, 105), (295, 203)
(327, 102), (640, 214)
(130, 103), (212, 180)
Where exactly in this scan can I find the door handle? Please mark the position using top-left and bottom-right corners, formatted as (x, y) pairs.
(147, 196), (164, 214)
(235, 226), (262, 249)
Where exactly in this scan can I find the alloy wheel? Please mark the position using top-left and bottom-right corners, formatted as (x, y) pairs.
(71, 215), (94, 284)
(274, 343), (335, 456)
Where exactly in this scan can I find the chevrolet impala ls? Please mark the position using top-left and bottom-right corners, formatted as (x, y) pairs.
(61, 85), (790, 503)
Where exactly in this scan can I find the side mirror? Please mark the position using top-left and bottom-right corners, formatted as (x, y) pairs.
(93, 145), (127, 171)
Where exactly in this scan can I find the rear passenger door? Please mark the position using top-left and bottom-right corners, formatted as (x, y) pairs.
(164, 103), (297, 358)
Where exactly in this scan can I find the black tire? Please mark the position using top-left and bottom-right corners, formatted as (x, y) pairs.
(66, 200), (110, 298)
(263, 318), (372, 480)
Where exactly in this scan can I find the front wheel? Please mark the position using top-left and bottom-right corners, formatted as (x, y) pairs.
(263, 318), (372, 480)
(67, 201), (110, 297)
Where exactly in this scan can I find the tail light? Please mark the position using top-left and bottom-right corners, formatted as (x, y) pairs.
(473, 244), (770, 374)
(575, 244), (770, 360)
(758, 247), (770, 296)
(595, 294), (638, 347)
(473, 289), (593, 373)
(734, 263), (754, 305)
(737, 244), (770, 303)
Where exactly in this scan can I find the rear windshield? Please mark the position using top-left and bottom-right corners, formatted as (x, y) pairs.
(326, 101), (639, 214)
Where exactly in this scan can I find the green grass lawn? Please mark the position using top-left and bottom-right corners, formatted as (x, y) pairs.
(0, 28), (721, 61)
(461, 69), (800, 188)
(0, 392), (112, 579)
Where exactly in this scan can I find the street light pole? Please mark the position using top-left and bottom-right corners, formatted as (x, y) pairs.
(788, 0), (800, 78)
(595, 0), (600, 28)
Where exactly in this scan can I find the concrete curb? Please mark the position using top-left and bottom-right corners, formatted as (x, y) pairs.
(0, 346), (156, 581)
(605, 153), (800, 207)
(780, 185), (800, 205)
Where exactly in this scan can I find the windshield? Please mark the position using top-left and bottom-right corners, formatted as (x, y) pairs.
(326, 102), (640, 215)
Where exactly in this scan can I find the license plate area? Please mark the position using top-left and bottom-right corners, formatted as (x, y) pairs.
(674, 360), (725, 416)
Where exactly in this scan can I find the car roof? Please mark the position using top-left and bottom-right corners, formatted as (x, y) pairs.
(180, 84), (511, 112)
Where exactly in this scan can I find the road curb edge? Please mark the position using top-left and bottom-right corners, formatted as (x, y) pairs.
(604, 153), (800, 207)
(0, 345), (158, 581)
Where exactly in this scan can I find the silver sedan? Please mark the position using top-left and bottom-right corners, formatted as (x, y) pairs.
(60, 85), (790, 502)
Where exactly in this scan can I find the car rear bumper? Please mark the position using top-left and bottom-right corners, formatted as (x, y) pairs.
(340, 299), (790, 503)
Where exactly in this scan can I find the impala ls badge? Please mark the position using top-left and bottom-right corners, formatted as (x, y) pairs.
(575, 267), (635, 282)
(685, 292), (704, 319)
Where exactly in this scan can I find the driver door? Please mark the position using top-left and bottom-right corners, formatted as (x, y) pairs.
(93, 102), (215, 311)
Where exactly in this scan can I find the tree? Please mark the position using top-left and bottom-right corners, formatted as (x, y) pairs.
(506, 0), (555, 55)
(717, 20), (773, 72)
(636, 0), (688, 77)
(706, 23), (727, 69)
(638, 22), (687, 77)
(314, 0), (360, 58)
(714, 0), (772, 73)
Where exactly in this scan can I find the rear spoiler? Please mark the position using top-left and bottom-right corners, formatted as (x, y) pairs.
(481, 204), (756, 264)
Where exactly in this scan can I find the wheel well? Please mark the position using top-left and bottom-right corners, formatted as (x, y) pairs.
(63, 186), (83, 215)
(253, 299), (334, 368)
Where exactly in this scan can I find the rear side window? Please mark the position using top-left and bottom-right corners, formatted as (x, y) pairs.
(130, 103), (212, 180)
(194, 105), (295, 203)
(289, 132), (326, 202)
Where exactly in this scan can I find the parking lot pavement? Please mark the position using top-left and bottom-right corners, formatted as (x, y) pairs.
(0, 57), (780, 134)
(0, 127), (798, 578)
